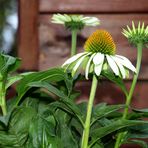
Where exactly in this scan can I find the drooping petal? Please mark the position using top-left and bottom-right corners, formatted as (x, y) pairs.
(93, 53), (104, 65)
(94, 62), (104, 76)
(115, 55), (137, 73)
(85, 53), (96, 79)
(112, 56), (126, 78)
(72, 53), (91, 77)
(82, 17), (100, 26)
(51, 14), (67, 23)
(106, 55), (119, 76)
(62, 52), (88, 67)
(64, 14), (71, 22)
(51, 20), (64, 24)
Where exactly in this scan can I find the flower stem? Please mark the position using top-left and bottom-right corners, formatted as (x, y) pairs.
(114, 42), (143, 148)
(71, 29), (78, 56)
(0, 81), (7, 116)
(81, 74), (98, 148)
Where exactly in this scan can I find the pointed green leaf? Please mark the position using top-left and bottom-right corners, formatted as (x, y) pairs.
(89, 120), (148, 147)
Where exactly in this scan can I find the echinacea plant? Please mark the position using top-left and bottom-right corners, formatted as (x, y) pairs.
(0, 17), (148, 148)
(62, 29), (138, 148)
(51, 14), (100, 56)
(115, 21), (148, 148)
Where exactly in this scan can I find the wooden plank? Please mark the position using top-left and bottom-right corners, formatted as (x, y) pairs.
(18, 0), (39, 70)
(38, 14), (148, 79)
(39, 0), (148, 13)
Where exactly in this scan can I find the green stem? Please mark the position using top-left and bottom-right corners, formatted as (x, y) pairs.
(0, 81), (7, 116)
(81, 74), (98, 148)
(114, 43), (143, 148)
(1, 102), (7, 116)
(71, 29), (78, 56)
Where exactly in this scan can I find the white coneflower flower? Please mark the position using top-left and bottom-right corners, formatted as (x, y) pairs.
(122, 21), (148, 46)
(62, 30), (136, 79)
(51, 14), (100, 30)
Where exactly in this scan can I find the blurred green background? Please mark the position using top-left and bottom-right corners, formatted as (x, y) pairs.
(0, 0), (18, 55)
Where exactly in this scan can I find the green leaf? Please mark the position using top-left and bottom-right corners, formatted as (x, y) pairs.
(128, 124), (148, 139)
(0, 54), (21, 75)
(0, 106), (36, 147)
(133, 108), (148, 113)
(60, 124), (79, 148)
(128, 108), (148, 119)
(69, 117), (83, 139)
(9, 107), (36, 134)
(91, 104), (125, 126)
(91, 142), (104, 148)
(102, 71), (128, 97)
(6, 75), (23, 89)
(0, 131), (27, 147)
(28, 81), (68, 99)
(54, 110), (78, 148)
(69, 90), (81, 101)
(28, 115), (57, 148)
(77, 102), (88, 119)
(49, 99), (84, 127)
(126, 139), (148, 148)
(89, 120), (148, 147)
(0, 112), (11, 126)
(14, 68), (73, 106)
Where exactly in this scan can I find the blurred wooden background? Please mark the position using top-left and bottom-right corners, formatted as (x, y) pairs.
(18, 0), (148, 108)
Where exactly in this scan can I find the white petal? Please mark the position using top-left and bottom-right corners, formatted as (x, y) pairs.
(138, 22), (141, 34)
(141, 22), (145, 34)
(57, 14), (67, 22)
(52, 14), (67, 22)
(112, 56), (126, 78)
(72, 53), (91, 76)
(82, 17), (100, 26)
(64, 14), (71, 21)
(132, 21), (136, 34)
(93, 53), (104, 65)
(127, 25), (132, 34)
(62, 52), (87, 67)
(123, 29), (130, 36)
(51, 20), (64, 24)
(122, 32), (128, 38)
(145, 26), (148, 34)
(94, 62), (103, 76)
(115, 55), (136, 73)
(85, 53), (96, 79)
(71, 15), (79, 21)
(106, 55), (119, 76)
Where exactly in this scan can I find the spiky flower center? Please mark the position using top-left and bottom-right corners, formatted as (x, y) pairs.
(84, 30), (116, 55)
(122, 22), (148, 46)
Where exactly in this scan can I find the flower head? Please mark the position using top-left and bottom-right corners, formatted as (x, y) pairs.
(84, 30), (116, 55)
(122, 21), (148, 46)
(62, 30), (136, 79)
(51, 14), (100, 30)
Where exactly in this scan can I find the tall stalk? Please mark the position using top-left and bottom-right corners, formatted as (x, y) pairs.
(71, 29), (78, 56)
(81, 74), (98, 148)
(0, 80), (7, 116)
(114, 42), (143, 148)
